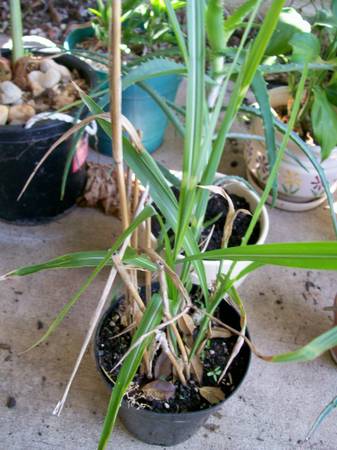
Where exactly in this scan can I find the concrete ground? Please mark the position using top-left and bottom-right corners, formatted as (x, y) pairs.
(1, 102), (337, 449)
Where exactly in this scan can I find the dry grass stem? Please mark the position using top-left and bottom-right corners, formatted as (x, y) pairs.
(158, 266), (190, 379)
(109, 0), (129, 230)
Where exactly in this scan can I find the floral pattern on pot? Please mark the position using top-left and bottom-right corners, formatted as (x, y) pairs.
(280, 169), (301, 196)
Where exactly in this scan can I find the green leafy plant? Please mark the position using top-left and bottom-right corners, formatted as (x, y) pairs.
(6, 1), (337, 449)
(88, 0), (185, 59)
(266, 2), (337, 160)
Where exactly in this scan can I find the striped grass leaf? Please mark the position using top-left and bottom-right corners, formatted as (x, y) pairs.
(3, 248), (157, 278)
(182, 242), (337, 271)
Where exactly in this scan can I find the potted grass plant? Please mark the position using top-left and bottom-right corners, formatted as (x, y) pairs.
(64, 0), (184, 154)
(4, 1), (337, 448)
(245, 3), (337, 210)
(0, 0), (96, 223)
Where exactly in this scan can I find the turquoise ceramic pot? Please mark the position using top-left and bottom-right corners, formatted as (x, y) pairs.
(64, 27), (181, 154)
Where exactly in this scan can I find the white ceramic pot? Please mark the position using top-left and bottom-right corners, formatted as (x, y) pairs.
(146, 171), (269, 288)
(245, 86), (337, 208)
(189, 174), (269, 288)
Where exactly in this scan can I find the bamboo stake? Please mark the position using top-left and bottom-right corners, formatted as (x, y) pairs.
(109, 0), (129, 230)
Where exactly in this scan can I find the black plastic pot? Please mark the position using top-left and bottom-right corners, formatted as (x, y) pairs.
(95, 289), (251, 446)
(0, 51), (96, 224)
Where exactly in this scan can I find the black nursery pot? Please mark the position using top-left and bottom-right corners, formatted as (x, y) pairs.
(94, 289), (251, 447)
(0, 51), (96, 224)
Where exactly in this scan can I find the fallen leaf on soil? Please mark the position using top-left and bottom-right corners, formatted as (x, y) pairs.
(154, 352), (172, 379)
(190, 354), (203, 384)
(199, 386), (225, 404)
(142, 380), (176, 401)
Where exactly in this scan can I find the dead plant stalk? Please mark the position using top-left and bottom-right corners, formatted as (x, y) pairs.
(109, 0), (129, 230)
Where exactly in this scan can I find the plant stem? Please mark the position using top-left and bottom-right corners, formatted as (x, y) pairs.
(9, 0), (24, 64)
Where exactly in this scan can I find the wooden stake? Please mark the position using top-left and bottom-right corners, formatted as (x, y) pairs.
(109, 0), (129, 230)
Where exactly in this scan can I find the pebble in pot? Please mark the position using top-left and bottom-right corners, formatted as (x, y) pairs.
(8, 104), (36, 125)
(0, 81), (23, 104)
(0, 105), (9, 125)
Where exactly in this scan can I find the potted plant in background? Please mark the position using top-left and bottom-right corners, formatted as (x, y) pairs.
(4, 1), (337, 449)
(0, 0), (96, 223)
(245, 3), (337, 211)
(64, 0), (184, 154)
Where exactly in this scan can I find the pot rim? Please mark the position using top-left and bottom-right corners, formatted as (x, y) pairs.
(170, 170), (269, 249)
(94, 288), (252, 418)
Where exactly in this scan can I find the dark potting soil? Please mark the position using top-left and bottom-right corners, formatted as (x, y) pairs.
(97, 297), (249, 413)
(152, 186), (260, 251)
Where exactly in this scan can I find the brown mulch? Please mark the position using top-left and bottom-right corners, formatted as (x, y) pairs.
(0, 0), (96, 45)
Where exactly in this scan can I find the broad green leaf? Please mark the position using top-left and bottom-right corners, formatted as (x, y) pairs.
(98, 294), (163, 450)
(290, 32), (320, 63)
(265, 7), (311, 56)
(271, 326), (337, 362)
(326, 72), (337, 106)
(183, 242), (337, 271)
(311, 87), (337, 160)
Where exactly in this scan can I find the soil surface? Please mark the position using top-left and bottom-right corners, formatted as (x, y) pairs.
(96, 291), (250, 414)
(152, 186), (260, 251)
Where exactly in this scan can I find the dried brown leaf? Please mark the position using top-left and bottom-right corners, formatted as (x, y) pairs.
(199, 386), (225, 405)
(142, 380), (176, 401)
(190, 354), (203, 384)
(178, 314), (196, 336)
(208, 327), (232, 339)
(154, 352), (172, 379)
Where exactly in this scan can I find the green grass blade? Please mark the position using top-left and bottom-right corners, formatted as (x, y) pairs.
(163, 0), (188, 64)
(98, 294), (163, 450)
(174, 0), (205, 256)
(5, 248), (157, 278)
(182, 242), (337, 271)
(251, 71), (278, 205)
(137, 81), (185, 137)
(305, 395), (337, 441)
(122, 58), (185, 90)
(271, 326), (337, 362)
